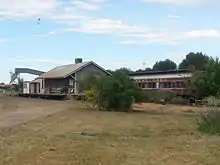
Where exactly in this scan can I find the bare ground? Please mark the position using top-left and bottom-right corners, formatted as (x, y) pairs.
(0, 95), (75, 127)
(0, 95), (219, 165)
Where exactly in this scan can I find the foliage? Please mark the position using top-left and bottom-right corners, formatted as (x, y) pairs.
(139, 90), (176, 104)
(198, 108), (220, 135)
(85, 90), (97, 103)
(152, 59), (177, 71)
(205, 96), (220, 107)
(82, 71), (142, 111)
(169, 96), (188, 105)
(151, 90), (176, 104)
(184, 70), (203, 98)
(106, 69), (114, 74)
(179, 52), (210, 70)
(61, 87), (68, 94)
(115, 67), (133, 74)
(193, 58), (220, 97)
(136, 68), (152, 72)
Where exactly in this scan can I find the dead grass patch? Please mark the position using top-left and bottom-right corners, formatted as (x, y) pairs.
(0, 98), (219, 165)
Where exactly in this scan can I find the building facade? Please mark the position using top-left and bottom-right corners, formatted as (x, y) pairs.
(129, 70), (192, 94)
(23, 59), (111, 95)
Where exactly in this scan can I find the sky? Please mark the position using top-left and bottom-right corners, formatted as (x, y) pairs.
(1, 0), (220, 83)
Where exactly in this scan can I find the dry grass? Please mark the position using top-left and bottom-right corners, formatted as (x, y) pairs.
(0, 99), (220, 165)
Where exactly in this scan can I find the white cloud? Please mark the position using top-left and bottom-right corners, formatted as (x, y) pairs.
(114, 39), (179, 45)
(71, 0), (106, 11)
(187, 30), (220, 37)
(0, 0), (61, 19)
(1, 0), (219, 46)
(140, 0), (208, 6)
(168, 15), (180, 19)
(62, 19), (148, 34)
(0, 37), (9, 42)
(0, 0), (106, 20)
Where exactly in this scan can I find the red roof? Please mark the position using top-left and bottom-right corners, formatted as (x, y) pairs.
(0, 84), (10, 88)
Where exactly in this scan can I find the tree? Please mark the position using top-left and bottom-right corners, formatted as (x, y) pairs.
(153, 59), (177, 71)
(115, 67), (133, 74)
(83, 71), (142, 111)
(195, 58), (220, 97)
(136, 68), (152, 72)
(106, 69), (114, 74)
(179, 52), (210, 70)
(187, 58), (220, 98)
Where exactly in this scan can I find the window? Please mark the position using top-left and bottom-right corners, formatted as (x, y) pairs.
(167, 82), (171, 88)
(23, 83), (27, 89)
(176, 82), (180, 88)
(152, 82), (156, 88)
(69, 79), (74, 86)
(172, 82), (176, 88)
(148, 82), (152, 88)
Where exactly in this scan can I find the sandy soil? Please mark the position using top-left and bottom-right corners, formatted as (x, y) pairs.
(0, 94), (74, 128)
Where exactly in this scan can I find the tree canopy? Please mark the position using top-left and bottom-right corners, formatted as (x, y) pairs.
(115, 67), (133, 74)
(179, 52), (210, 70)
(83, 71), (142, 111)
(152, 59), (177, 71)
(192, 58), (220, 97)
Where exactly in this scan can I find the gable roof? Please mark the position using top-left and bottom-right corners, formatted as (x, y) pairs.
(38, 61), (111, 79)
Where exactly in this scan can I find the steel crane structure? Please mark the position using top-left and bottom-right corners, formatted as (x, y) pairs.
(9, 68), (45, 84)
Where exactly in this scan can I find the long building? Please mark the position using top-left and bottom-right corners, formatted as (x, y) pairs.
(128, 69), (192, 94)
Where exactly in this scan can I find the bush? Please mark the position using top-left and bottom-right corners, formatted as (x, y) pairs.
(197, 108), (220, 134)
(141, 90), (176, 104)
(169, 96), (188, 105)
(85, 90), (97, 102)
(205, 96), (220, 107)
(61, 87), (68, 94)
(82, 71), (142, 111)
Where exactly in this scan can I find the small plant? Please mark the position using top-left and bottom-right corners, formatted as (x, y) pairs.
(169, 96), (188, 105)
(61, 87), (68, 94)
(197, 107), (220, 135)
(148, 90), (176, 104)
(85, 90), (97, 103)
(205, 96), (220, 107)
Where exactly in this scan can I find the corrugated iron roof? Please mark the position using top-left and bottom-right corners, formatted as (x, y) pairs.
(38, 61), (92, 79)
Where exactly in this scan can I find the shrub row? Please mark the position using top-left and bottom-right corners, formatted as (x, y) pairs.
(139, 90), (187, 105)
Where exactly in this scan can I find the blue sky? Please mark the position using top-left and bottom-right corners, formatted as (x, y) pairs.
(1, 0), (220, 83)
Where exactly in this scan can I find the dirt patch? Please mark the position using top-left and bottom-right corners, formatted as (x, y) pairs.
(0, 95), (76, 128)
(133, 103), (203, 112)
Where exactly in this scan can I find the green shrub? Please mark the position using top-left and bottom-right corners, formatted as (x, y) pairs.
(169, 96), (188, 105)
(82, 71), (142, 112)
(197, 108), (220, 134)
(143, 90), (176, 104)
(61, 87), (68, 94)
(85, 90), (97, 102)
(205, 96), (220, 107)
(137, 91), (150, 102)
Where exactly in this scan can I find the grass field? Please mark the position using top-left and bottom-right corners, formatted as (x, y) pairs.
(0, 96), (220, 165)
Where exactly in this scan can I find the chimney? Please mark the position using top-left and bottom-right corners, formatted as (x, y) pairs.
(75, 58), (83, 64)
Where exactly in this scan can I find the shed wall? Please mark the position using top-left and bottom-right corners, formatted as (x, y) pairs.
(75, 63), (108, 94)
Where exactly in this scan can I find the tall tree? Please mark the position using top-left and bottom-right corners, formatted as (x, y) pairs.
(153, 59), (177, 71)
(115, 67), (133, 74)
(194, 58), (220, 97)
(179, 52), (210, 70)
(136, 67), (152, 72)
